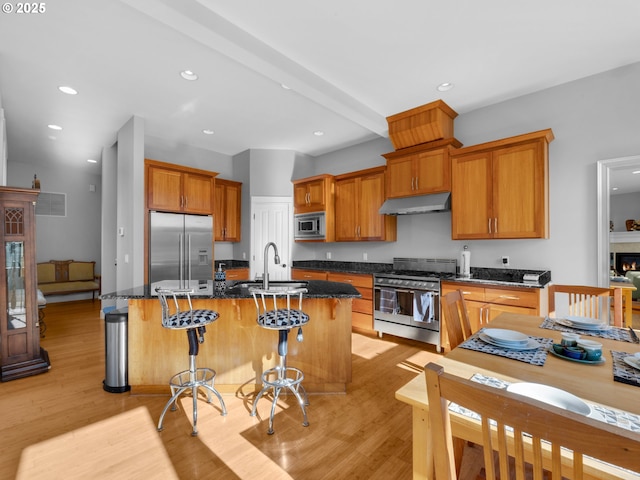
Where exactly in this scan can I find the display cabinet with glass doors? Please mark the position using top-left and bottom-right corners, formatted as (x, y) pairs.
(0, 187), (50, 381)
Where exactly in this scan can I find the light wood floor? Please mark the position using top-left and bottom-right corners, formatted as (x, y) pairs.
(0, 301), (448, 479)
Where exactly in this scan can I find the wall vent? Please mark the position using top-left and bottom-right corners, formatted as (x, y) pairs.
(35, 192), (67, 217)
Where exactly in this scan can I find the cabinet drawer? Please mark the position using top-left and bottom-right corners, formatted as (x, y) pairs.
(353, 298), (373, 315)
(225, 268), (249, 280)
(485, 287), (538, 308)
(327, 272), (372, 289)
(292, 269), (328, 281)
(445, 284), (485, 302)
(352, 311), (373, 332)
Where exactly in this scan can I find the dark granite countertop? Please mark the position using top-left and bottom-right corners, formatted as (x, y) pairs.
(292, 261), (551, 288)
(101, 279), (361, 300)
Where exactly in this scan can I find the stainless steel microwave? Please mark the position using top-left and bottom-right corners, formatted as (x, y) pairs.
(294, 212), (326, 240)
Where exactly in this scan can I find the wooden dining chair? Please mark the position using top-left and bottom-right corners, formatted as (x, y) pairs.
(548, 284), (622, 326)
(441, 289), (473, 350)
(424, 362), (640, 480)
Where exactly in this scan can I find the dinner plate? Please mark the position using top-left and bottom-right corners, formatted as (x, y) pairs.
(565, 315), (608, 328)
(623, 355), (640, 371)
(554, 318), (610, 331)
(479, 333), (540, 350)
(548, 347), (606, 365)
(506, 382), (592, 416)
(482, 328), (529, 346)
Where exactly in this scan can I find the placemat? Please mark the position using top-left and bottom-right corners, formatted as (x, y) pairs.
(611, 350), (640, 388)
(459, 334), (553, 366)
(539, 317), (633, 342)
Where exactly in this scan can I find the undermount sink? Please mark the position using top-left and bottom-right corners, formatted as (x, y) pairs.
(229, 280), (309, 292)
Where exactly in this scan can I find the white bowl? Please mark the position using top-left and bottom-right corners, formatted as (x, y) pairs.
(576, 339), (602, 351)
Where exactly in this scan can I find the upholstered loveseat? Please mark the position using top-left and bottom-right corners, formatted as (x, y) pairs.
(626, 271), (640, 300)
(37, 260), (101, 300)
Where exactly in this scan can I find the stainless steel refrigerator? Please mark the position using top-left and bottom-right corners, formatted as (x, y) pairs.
(149, 211), (213, 293)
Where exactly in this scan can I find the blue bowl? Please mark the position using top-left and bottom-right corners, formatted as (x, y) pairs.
(563, 346), (587, 360)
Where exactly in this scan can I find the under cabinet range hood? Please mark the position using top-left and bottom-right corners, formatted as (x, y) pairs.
(379, 192), (451, 215)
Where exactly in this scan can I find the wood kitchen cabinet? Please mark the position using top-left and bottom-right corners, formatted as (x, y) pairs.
(291, 268), (328, 281)
(214, 178), (241, 242)
(293, 174), (334, 214)
(328, 272), (374, 333)
(146, 159), (217, 215)
(334, 166), (396, 242)
(441, 281), (548, 351)
(224, 268), (249, 280)
(0, 187), (50, 381)
(383, 138), (462, 198)
(450, 129), (554, 240)
(291, 268), (374, 333)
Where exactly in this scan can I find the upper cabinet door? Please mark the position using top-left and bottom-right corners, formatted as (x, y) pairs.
(183, 173), (214, 214)
(451, 152), (493, 239)
(335, 176), (359, 241)
(491, 141), (546, 239)
(385, 155), (415, 198)
(214, 179), (242, 242)
(147, 166), (183, 212)
(358, 170), (387, 240)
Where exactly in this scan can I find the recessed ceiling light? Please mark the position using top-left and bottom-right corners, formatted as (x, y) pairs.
(313, 131), (324, 136)
(280, 83), (291, 90)
(437, 82), (454, 92)
(47, 124), (62, 130)
(612, 187), (619, 191)
(202, 129), (214, 135)
(58, 86), (78, 95)
(87, 159), (97, 163)
(632, 170), (640, 174)
(180, 70), (198, 81)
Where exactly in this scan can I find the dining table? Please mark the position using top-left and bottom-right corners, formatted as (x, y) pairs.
(395, 312), (640, 480)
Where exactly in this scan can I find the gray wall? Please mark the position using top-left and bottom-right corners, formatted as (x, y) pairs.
(297, 62), (640, 285)
(611, 191), (640, 232)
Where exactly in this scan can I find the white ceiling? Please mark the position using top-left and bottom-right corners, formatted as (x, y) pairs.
(1, 0), (640, 192)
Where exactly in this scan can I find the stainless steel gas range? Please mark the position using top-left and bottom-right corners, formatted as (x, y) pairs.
(373, 258), (457, 351)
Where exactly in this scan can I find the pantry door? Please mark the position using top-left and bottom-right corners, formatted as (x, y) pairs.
(251, 197), (292, 281)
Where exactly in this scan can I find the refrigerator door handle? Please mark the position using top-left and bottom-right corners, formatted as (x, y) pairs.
(179, 234), (184, 285)
(186, 234), (192, 286)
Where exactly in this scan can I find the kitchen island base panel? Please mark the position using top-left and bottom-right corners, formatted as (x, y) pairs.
(128, 298), (352, 394)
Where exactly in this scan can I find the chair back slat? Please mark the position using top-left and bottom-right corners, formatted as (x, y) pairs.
(441, 289), (473, 350)
(548, 284), (616, 324)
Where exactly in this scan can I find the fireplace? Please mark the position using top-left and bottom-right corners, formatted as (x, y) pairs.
(615, 252), (640, 274)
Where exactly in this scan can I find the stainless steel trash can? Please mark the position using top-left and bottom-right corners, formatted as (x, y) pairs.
(103, 307), (130, 393)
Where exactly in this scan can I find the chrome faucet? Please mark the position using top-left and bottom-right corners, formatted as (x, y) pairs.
(263, 242), (280, 289)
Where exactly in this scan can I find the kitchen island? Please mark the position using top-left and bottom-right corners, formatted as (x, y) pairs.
(102, 280), (360, 395)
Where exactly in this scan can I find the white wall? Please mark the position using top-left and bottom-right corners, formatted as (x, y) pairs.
(298, 62), (640, 285)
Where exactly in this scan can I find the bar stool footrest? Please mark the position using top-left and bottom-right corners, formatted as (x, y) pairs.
(169, 367), (216, 390)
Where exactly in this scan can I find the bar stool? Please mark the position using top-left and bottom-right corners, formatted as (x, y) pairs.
(156, 288), (227, 436)
(250, 287), (310, 435)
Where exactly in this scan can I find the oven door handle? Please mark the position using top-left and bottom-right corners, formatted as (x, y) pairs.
(375, 287), (414, 294)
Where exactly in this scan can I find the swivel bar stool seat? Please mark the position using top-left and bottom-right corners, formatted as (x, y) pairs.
(156, 288), (227, 436)
(250, 287), (310, 434)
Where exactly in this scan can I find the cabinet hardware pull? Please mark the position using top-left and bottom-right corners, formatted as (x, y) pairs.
(488, 218), (492, 233)
(499, 295), (519, 300)
(411, 178), (415, 190)
(415, 177), (418, 190)
(494, 217), (498, 233)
